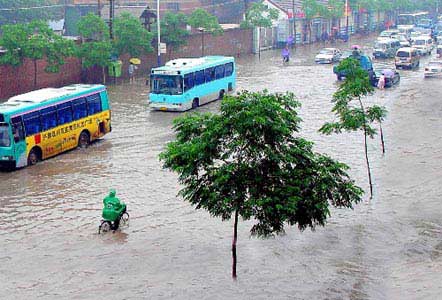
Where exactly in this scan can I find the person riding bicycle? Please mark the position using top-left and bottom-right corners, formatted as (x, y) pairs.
(102, 189), (127, 230)
(282, 45), (290, 63)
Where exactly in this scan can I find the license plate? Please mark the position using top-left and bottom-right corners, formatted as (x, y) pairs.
(160, 107), (167, 111)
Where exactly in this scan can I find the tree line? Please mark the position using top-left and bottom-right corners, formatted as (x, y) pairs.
(0, 8), (225, 87)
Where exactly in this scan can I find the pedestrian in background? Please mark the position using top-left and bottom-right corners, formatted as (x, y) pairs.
(129, 62), (136, 84)
(282, 44), (290, 64)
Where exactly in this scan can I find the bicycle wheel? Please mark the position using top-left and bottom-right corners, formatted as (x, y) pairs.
(120, 212), (130, 225)
(98, 220), (111, 234)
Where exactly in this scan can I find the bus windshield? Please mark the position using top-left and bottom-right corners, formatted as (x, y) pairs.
(0, 123), (11, 147)
(150, 75), (183, 95)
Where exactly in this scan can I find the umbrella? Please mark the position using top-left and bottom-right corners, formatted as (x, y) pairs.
(129, 58), (141, 65)
(351, 44), (361, 50)
(382, 69), (394, 78)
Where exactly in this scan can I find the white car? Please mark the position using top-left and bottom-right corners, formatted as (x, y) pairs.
(424, 60), (442, 77)
(315, 48), (341, 64)
(413, 36), (435, 55)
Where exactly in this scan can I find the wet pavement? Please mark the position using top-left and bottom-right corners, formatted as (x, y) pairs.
(1, 35), (442, 299)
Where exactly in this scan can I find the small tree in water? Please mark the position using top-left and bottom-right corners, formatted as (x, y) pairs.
(320, 58), (387, 198)
(160, 91), (363, 279)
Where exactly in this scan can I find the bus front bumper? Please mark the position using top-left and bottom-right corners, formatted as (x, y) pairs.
(149, 102), (192, 112)
(0, 156), (16, 169)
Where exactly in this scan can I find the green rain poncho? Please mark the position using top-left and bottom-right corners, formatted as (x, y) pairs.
(102, 189), (123, 222)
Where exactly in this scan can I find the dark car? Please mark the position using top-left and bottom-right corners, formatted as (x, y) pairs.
(370, 68), (400, 88)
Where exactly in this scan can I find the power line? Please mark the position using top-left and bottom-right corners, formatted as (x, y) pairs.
(0, 5), (64, 11)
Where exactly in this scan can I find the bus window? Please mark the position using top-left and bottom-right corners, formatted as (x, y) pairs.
(205, 68), (214, 82)
(0, 123), (11, 147)
(215, 65), (225, 79)
(41, 106), (57, 131)
(184, 73), (194, 91)
(57, 102), (73, 125)
(87, 93), (102, 115)
(72, 98), (88, 120)
(23, 111), (41, 136)
(194, 70), (205, 85)
(225, 62), (234, 76)
(151, 75), (183, 95)
(11, 116), (25, 142)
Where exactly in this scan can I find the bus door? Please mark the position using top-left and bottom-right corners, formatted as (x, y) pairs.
(11, 116), (27, 168)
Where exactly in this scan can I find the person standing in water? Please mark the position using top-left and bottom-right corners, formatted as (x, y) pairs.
(282, 45), (290, 64)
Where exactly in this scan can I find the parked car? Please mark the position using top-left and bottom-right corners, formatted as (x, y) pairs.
(424, 60), (442, 77)
(395, 47), (420, 69)
(370, 68), (400, 87)
(397, 34), (412, 47)
(417, 18), (434, 29)
(333, 51), (374, 80)
(413, 36), (435, 55)
(373, 38), (401, 58)
(315, 48), (341, 64)
(379, 29), (400, 39)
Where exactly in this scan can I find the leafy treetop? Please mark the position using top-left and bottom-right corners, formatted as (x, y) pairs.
(187, 8), (223, 35)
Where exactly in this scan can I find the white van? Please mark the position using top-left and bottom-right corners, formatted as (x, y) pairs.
(395, 47), (420, 69)
(413, 36), (434, 55)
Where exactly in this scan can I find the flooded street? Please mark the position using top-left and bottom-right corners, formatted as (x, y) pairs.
(2, 35), (442, 299)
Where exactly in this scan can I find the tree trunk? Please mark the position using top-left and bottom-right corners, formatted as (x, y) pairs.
(102, 66), (106, 84)
(308, 21), (312, 43)
(358, 97), (373, 198)
(379, 122), (385, 154)
(258, 27), (261, 61)
(33, 59), (38, 89)
(232, 209), (239, 279)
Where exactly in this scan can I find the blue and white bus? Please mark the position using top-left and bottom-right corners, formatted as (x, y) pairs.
(149, 56), (236, 111)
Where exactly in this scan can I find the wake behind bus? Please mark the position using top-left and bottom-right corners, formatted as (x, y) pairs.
(0, 84), (111, 169)
(149, 56), (236, 112)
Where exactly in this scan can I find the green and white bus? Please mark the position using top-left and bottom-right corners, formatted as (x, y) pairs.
(0, 84), (111, 169)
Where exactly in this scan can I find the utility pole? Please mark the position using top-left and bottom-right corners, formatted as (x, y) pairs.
(109, 0), (114, 40)
(157, 0), (161, 66)
(292, 0), (296, 47)
(97, 0), (101, 17)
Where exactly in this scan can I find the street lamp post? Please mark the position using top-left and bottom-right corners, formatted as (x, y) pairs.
(157, 0), (161, 66)
(198, 27), (205, 56)
(140, 6), (156, 32)
(109, 0), (114, 40)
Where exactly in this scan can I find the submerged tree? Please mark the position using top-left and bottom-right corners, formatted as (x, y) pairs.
(77, 13), (112, 83)
(0, 20), (75, 89)
(320, 58), (387, 198)
(113, 12), (153, 57)
(160, 91), (363, 279)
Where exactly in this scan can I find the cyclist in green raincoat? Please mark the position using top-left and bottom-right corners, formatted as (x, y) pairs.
(102, 189), (126, 230)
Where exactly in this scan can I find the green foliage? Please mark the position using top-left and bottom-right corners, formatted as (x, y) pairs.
(320, 58), (382, 136)
(325, 0), (344, 19)
(0, 23), (28, 67)
(188, 8), (223, 35)
(160, 90), (363, 238)
(302, 0), (322, 20)
(240, 1), (279, 29)
(320, 58), (387, 198)
(77, 13), (111, 69)
(0, 20), (75, 73)
(113, 13), (154, 57)
(0, 0), (63, 26)
(156, 12), (189, 52)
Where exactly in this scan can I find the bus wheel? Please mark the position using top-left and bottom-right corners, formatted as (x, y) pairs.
(78, 131), (90, 148)
(219, 90), (225, 100)
(192, 98), (199, 109)
(27, 148), (40, 166)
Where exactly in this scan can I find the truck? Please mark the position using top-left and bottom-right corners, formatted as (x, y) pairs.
(333, 51), (374, 81)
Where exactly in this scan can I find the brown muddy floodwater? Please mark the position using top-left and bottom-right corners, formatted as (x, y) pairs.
(1, 36), (442, 299)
